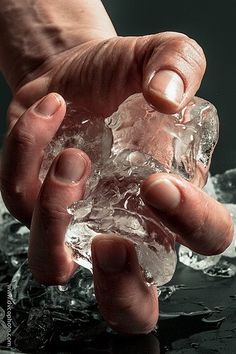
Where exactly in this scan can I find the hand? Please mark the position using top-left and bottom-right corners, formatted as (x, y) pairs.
(1, 94), (233, 335)
(2, 31), (206, 225)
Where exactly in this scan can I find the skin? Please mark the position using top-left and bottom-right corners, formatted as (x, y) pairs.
(0, 0), (234, 334)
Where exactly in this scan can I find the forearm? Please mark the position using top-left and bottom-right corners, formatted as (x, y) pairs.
(0, 0), (116, 91)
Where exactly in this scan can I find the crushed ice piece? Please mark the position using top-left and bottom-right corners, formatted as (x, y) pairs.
(0, 307), (8, 346)
(222, 204), (236, 258)
(211, 169), (236, 204)
(0, 320), (8, 344)
(13, 307), (53, 351)
(203, 259), (236, 278)
(178, 245), (221, 270)
(8, 260), (106, 349)
(222, 239), (236, 258)
(158, 284), (185, 301)
(203, 173), (217, 199)
(204, 169), (236, 206)
(0, 193), (29, 260)
(40, 94), (219, 286)
(10, 260), (96, 310)
(0, 307), (5, 320)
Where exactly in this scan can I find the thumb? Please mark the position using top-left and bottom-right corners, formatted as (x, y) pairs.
(58, 32), (206, 115)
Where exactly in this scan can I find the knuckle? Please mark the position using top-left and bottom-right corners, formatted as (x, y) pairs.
(0, 177), (32, 226)
(186, 37), (205, 60)
(10, 125), (36, 151)
(137, 31), (188, 60)
(170, 36), (206, 73)
(157, 31), (188, 42)
(30, 267), (69, 285)
(189, 200), (211, 248)
(0, 175), (26, 206)
(39, 194), (69, 225)
(186, 38), (206, 73)
(145, 32), (206, 81)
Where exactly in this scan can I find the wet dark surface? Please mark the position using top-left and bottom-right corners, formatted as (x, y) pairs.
(0, 255), (236, 354)
(158, 261), (236, 353)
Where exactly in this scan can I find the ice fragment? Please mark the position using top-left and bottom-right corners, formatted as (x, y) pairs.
(203, 259), (236, 278)
(178, 245), (221, 270)
(211, 169), (236, 204)
(0, 320), (8, 344)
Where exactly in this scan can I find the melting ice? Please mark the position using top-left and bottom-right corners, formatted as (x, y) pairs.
(39, 94), (219, 285)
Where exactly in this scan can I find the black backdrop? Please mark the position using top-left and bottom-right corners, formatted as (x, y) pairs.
(1, 0), (236, 174)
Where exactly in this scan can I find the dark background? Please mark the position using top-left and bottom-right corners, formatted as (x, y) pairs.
(1, 0), (236, 174)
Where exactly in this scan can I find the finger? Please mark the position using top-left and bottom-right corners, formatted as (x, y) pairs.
(141, 174), (234, 255)
(28, 148), (91, 285)
(7, 76), (53, 129)
(91, 235), (158, 334)
(59, 32), (205, 115)
(141, 32), (206, 113)
(1, 93), (66, 226)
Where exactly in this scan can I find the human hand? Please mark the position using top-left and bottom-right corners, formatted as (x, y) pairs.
(2, 30), (206, 225)
(1, 94), (233, 335)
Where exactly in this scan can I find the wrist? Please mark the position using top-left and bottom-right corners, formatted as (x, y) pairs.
(0, 0), (116, 91)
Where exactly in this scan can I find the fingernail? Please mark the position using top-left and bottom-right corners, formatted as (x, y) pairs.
(93, 238), (128, 274)
(148, 70), (184, 105)
(143, 178), (181, 211)
(35, 93), (61, 116)
(54, 152), (86, 183)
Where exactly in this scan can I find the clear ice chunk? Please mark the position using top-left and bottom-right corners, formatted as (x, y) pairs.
(158, 284), (185, 301)
(0, 193), (29, 259)
(222, 203), (236, 258)
(203, 259), (236, 278)
(211, 168), (236, 204)
(0, 307), (5, 320)
(9, 260), (105, 349)
(10, 260), (96, 310)
(0, 319), (8, 344)
(41, 94), (219, 286)
(13, 307), (53, 351)
(203, 173), (217, 199)
(178, 245), (221, 270)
